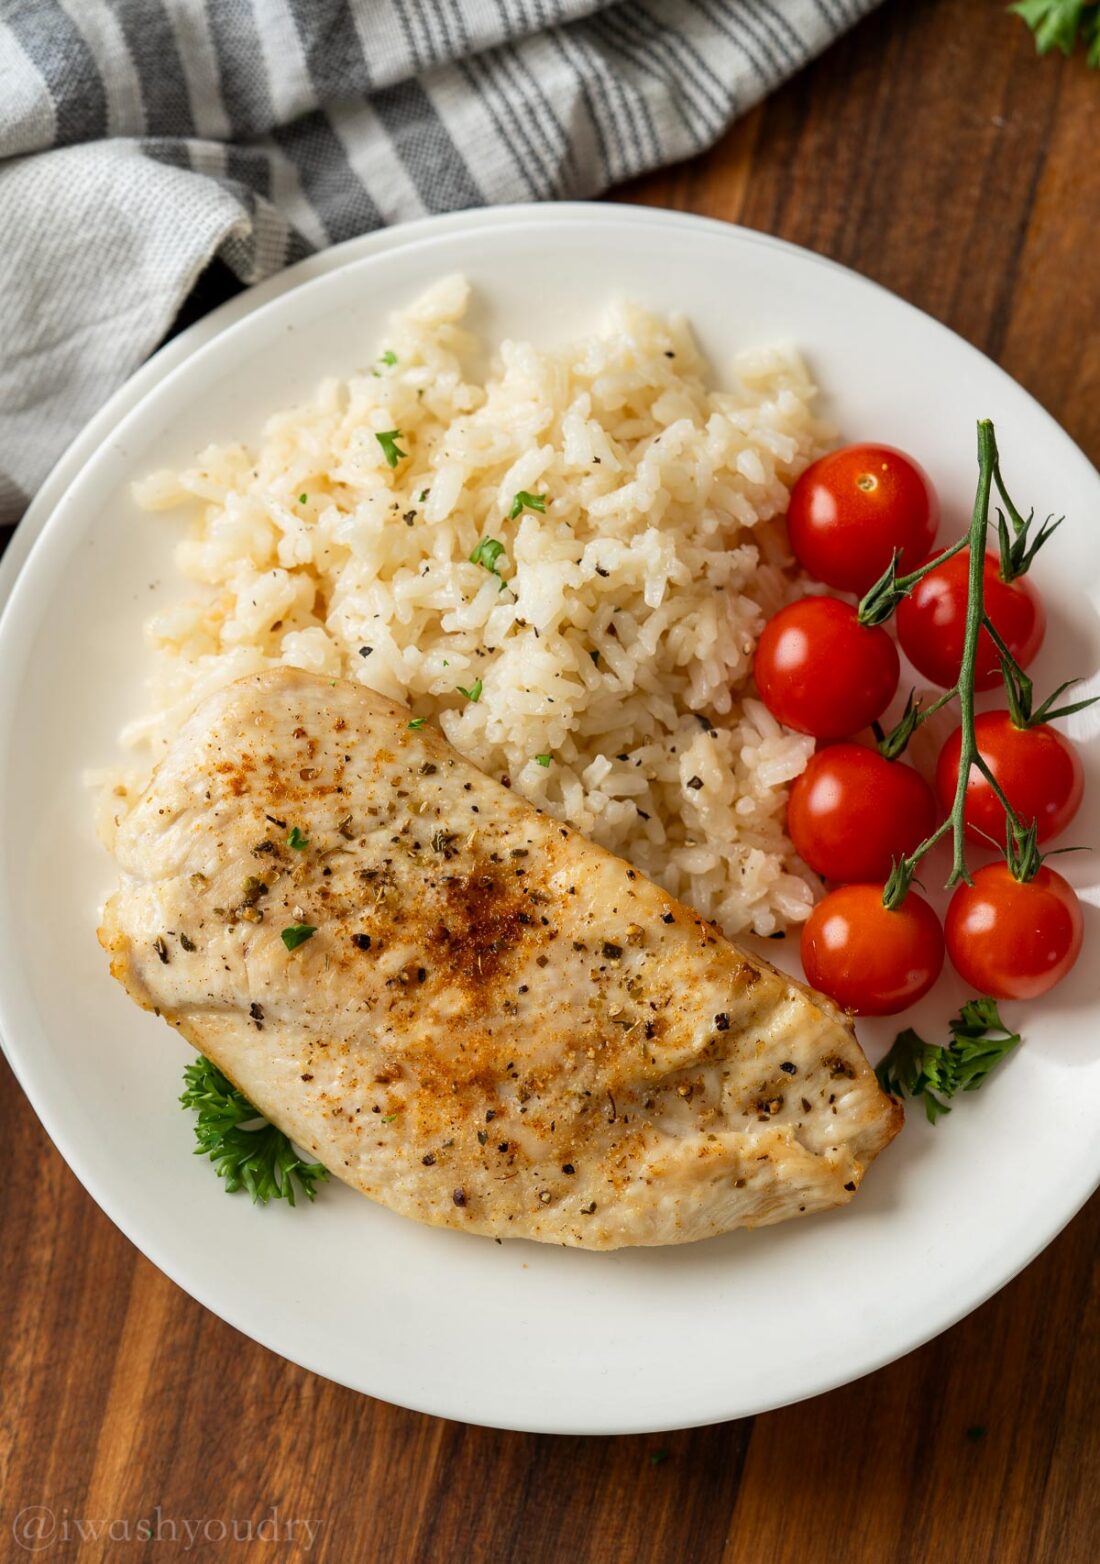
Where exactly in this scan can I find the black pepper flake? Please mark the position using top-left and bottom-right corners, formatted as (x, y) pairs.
(661, 912), (674, 924)
(714, 1012), (730, 1032)
(358, 646), (373, 657)
(581, 1202), (597, 1215)
(417, 967), (427, 983)
(844, 1181), (856, 1192)
(497, 1142), (509, 1153)
(687, 776), (704, 790)
(179, 933), (196, 952)
(562, 1163), (575, 1175)
(780, 1061), (797, 1075)
(485, 1109), (496, 1122)
(352, 934), (372, 951)
(477, 1131), (488, 1146)
(452, 1188), (466, 1207)
(601, 941), (623, 960)
(249, 1002), (264, 1023)
(265, 814), (287, 829)
(595, 565), (610, 578)
(801, 1097), (812, 1113)
(153, 937), (169, 964)
(422, 1153), (436, 1167)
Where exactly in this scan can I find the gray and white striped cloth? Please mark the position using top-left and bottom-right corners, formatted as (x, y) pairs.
(0, 0), (880, 526)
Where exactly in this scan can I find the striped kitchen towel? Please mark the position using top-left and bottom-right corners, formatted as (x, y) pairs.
(0, 0), (881, 526)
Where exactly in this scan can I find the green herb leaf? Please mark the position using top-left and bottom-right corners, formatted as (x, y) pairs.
(419, 488), (429, 502)
(535, 753), (552, 767)
(379, 349), (398, 366)
(180, 1056), (328, 1205)
(470, 537), (507, 579)
(375, 430), (407, 468)
(875, 998), (1022, 1123)
(408, 716), (427, 730)
(509, 490), (547, 520)
(298, 492), (307, 504)
(287, 826), (309, 851)
(457, 678), (483, 703)
(281, 923), (317, 951)
(1011, 0), (1100, 63)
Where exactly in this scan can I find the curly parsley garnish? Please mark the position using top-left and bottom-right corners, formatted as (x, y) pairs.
(1012, 1), (1100, 65)
(509, 490), (546, 520)
(375, 430), (407, 468)
(379, 349), (398, 366)
(535, 753), (552, 767)
(180, 1057), (328, 1205)
(287, 826), (309, 851)
(457, 678), (483, 703)
(408, 716), (427, 730)
(281, 923), (317, 951)
(875, 998), (1022, 1124)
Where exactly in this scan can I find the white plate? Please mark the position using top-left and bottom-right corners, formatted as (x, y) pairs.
(1, 206), (1097, 1435)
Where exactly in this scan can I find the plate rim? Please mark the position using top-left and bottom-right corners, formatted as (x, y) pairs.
(1, 203), (1097, 1434)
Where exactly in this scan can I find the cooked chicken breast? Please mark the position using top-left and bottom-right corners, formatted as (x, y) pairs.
(100, 668), (901, 1248)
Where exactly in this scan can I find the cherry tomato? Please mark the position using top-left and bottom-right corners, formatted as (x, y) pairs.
(801, 882), (945, 1013)
(754, 597), (899, 740)
(801, 884), (945, 1016)
(787, 444), (940, 594)
(895, 549), (1045, 690)
(936, 712), (1084, 846)
(945, 863), (1083, 1000)
(788, 744), (939, 882)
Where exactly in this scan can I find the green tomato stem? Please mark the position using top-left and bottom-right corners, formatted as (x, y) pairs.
(883, 420), (999, 907)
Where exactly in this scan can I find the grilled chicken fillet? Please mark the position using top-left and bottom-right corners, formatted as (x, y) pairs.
(100, 668), (901, 1248)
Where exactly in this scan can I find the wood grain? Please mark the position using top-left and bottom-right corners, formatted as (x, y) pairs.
(1, 0), (1096, 1558)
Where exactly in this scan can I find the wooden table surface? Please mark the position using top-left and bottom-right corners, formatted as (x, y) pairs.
(1, 1), (1096, 1558)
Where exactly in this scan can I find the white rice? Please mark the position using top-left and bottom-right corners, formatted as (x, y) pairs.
(113, 275), (829, 935)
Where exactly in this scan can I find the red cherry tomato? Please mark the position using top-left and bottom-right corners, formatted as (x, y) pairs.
(788, 744), (939, 883)
(787, 444), (940, 594)
(801, 884), (945, 1016)
(945, 863), (1083, 1000)
(754, 597), (899, 740)
(895, 549), (1045, 690)
(936, 712), (1084, 846)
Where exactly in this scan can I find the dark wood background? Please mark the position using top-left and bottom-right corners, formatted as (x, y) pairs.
(1, 1), (1096, 1558)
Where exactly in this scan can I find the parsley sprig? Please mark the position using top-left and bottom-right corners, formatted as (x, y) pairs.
(875, 998), (1022, 1124)
(181, 1057), (329, 1204)
(1011, 1), (1100, 66)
